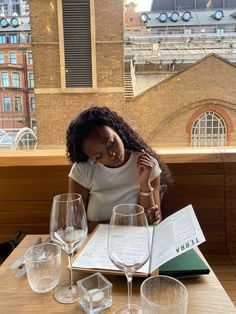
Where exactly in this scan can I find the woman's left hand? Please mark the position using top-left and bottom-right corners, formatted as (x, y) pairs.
(136, 150), (157, 186)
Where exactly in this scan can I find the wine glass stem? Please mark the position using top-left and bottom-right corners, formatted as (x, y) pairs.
(67, 252), (73, 287)
(126, 273), (133, 312)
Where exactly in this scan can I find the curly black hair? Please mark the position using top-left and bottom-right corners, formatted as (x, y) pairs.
(66, 106), (172, 186)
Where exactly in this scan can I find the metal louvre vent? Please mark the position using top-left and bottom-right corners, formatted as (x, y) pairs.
(62, 0), (92, 87)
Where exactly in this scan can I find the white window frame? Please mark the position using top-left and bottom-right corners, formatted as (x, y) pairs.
(27, 51), (33, 65)
(1, 71), (9, 87)
(28, 73), (34, 88)
(12, 71), (20, 88)
(9, 51), (17, 64)
(191, 111), (227, 147)
(14, 96), (22, 112)
(30, 96), (36, 112)
(3, 96), (11, 112)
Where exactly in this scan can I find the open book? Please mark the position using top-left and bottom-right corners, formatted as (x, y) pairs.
(72, 204), (206, 276)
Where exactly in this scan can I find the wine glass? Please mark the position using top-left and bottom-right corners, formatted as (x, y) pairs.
(108, 203), (150, 314)
(50, 193), (88, 304)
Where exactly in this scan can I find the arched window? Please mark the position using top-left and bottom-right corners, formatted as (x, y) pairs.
(191, 111), (227, 147)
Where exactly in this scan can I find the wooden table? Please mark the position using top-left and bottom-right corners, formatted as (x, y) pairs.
(0, 235), (235, 314)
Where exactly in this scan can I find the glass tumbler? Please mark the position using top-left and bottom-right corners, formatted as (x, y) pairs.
(25, 242), (61, 293)
(140, 275), (188, 314)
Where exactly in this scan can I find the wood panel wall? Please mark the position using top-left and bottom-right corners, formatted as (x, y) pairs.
(0, 149), (235, 256)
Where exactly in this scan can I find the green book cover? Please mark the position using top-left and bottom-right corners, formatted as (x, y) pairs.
(159, 249), (210, 278)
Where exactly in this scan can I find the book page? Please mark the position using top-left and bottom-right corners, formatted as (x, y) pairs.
(72, 224), (153, 274)
(150, 204), (206, 273)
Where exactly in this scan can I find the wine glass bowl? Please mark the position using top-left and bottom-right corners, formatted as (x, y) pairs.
(50, 193), (88, 304)
(108, 203), (150, 314)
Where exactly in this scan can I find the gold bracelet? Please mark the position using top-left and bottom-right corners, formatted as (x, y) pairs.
(140, 186), (153, 196)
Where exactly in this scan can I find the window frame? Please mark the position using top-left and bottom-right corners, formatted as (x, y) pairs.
(14, 96), (22, 112)
(30, 96), (36, 112)
(27, 51), (33, 65)
(3, 96), (11, 112)
(9, 51), (17, 64)
(28, 72), (34, 88)
(0, 35), (6, 44)
(12, 71), (20, 88)
(1, 71), (9, 87)
(191, 111), (227, 147)
(9, 34), (18, 44)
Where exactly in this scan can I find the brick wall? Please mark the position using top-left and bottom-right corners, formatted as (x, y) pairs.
(29, 0), (125, 146)
(126, 55), (236, 147)
(36, 93), (124, 147)
(29, 0), (236, 148)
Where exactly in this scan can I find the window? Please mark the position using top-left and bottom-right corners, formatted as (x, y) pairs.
(9, 34), (18, 44)
(19, 32), (27, 43)
(27, 33), (31, 43)
(1, 72), (9, 87)
(12, 0), (21, 15)
(191, 111), (227, 147)
(31, 119), (37, 132)
(62, 0), (92, 87)
(3, 96), (11, 112)
(30, 96), (36, 112)
(14, 97), (22, 112)
(0, 35), (6, 44)
(9, 52), (17, 64)
(0, 4), (8, 15)
(28, 73), (34, 88)
(0, 52), (3, 64)
(12, 72), (20, 88)
(27, 52), (33, 65)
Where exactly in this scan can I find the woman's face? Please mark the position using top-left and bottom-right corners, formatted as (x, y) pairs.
(82, 125), (127, 167)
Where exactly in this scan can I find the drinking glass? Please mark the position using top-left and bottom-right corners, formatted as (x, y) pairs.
(108, 203), (150, 314)
(140, 275), (188, 314)
(25, 242), (61, 293)
(50, 193), (88, 304)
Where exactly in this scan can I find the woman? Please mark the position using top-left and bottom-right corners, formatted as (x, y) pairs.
(66, 106), (172, 227)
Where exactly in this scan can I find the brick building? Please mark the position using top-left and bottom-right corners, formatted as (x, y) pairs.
(0, 15), (36, 129)
(125, 54), (236, 147)
(29, 0), (124, 148)
(29, 0), (236, 148)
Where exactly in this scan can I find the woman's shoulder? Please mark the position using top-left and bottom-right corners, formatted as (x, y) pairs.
(71, 160), (95, 176)
(69, 160), (95, 185)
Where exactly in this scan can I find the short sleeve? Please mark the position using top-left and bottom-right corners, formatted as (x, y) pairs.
(68, 162), (93, 189)
(150, 160), (162, 182)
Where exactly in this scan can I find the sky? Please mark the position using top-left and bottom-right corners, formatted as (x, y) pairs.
(126, 0), (152, 12)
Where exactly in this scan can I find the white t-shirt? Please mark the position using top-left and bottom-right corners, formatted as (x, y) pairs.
(69, 151), (161, 222)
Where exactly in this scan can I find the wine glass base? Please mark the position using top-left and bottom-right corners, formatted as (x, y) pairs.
(54, 283), (79, 304)
(113, 304), (142, 314)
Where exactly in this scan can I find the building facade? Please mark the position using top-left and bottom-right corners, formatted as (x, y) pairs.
(0, 15), (35, 130)
(29, 0), (124, 147)
(29, 0), (236, 148)
(124, 1), (236, 147)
